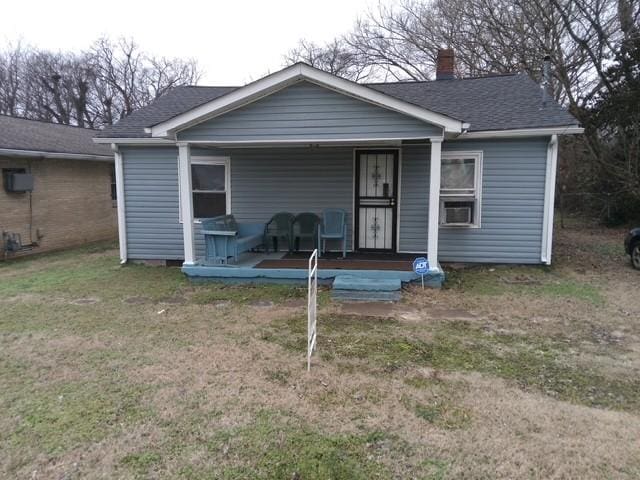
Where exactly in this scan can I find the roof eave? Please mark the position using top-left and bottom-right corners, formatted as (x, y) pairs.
(0, 147), (113, 161)
(456, 125), (583, 139)
(93, 137), (174, 145)
(148, 63), (464, 138)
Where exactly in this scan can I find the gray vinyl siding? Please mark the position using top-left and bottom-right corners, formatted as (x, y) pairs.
(230, 147), (354, 250)
(177, 81), (442, 142)
(121, 146), (183, 259)
(121, 138), (548, 264)
(398, 145), (430, 252)
(397, 139), (548, 262)
(439, 138), (548, 263)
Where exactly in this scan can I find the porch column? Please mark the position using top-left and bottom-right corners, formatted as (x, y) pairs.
(178, 142), (195, 265)
(427, 139), (442, 272)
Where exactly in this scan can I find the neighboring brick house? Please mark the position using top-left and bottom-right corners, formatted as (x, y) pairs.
(0, 115), (116, 258)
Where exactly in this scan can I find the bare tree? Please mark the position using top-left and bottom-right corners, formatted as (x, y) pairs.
(548, 0), (640, 203)
(20, 51), (96, 127)
(287, 0), (620, 108)
(0, 37), (201, 127)
(0, 42), (24, 116)
(89, 37), (201, 123)
(285, 39), (373, 81)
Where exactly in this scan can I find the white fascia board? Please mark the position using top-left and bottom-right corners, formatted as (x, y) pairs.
(457, 126), (583, 139)
(93, 137), (175, 145)
(149, 63), (464, 138)
(183, 135), (443, 147)
(0, 147), (113, 161)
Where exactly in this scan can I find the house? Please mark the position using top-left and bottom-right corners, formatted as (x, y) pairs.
(1, 115), (116, 258)
(94, 50), (581, 288)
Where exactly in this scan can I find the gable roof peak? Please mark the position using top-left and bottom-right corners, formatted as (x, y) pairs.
(145, 61), (465, 138)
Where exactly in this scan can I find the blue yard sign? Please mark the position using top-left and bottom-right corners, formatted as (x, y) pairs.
(413, 257), (429, 275)
(413, 257), (429, 288)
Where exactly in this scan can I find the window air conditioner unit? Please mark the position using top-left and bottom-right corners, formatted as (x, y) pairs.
(6, 173), (34, 192)
(444, 205), (472, 224)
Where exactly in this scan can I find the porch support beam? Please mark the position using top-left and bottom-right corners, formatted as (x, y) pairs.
(178, 142), (196, 265)
(427, 139), (442, 272)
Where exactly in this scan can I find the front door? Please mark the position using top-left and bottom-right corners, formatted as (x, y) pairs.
(355, 150), (398, 251)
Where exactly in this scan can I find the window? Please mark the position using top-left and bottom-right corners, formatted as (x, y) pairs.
(179, 156), (230, 221)
(440, 152), (482, 227)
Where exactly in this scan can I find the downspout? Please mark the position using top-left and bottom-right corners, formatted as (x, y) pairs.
(541, 134), (558, 264)
(112, 143), (128, 264)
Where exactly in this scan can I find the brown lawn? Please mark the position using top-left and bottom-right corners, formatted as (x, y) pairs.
(1, 223), (639, 479)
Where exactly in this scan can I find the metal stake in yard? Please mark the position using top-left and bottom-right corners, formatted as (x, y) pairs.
(307, 249), (318, 371)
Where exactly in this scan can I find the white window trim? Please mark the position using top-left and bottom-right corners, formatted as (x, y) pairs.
(439, 151), (483, 228)
(178, 155), (231, 224)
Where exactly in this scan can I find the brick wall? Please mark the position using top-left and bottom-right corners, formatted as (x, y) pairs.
(1, 156), (117, 258)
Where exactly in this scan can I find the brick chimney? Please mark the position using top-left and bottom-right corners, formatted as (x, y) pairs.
(436, 49), (455, 80)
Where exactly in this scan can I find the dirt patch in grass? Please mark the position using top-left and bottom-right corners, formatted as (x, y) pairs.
(69, 297), (100, 305)
(339, 301), (397, 317)
(191, 284), (307, 305)
(123, 295), (151, 305)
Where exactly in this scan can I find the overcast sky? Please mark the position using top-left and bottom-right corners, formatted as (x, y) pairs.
(2, 0), (383, 85)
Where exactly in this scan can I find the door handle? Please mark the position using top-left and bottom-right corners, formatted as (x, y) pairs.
(390, 198), (396, 207)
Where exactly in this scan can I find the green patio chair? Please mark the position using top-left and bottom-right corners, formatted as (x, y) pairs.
(264, 212), (294, 252)
(318, 208), (347, 258)
(292, 212), (320, 252)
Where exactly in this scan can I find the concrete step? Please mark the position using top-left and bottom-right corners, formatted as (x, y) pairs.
(331, 289), (401, 302)
(331, 275), (403, 302)
(332, 275), (402, 292)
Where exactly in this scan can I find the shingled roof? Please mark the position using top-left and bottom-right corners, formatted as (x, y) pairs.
(0, 115), (112, 157)
(96, 72), (578, 139)
(96, 86), (237, 139)
(369, 73), (577, 132)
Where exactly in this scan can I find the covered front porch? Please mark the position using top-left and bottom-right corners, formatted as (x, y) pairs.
(177, 139), (445, 289)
